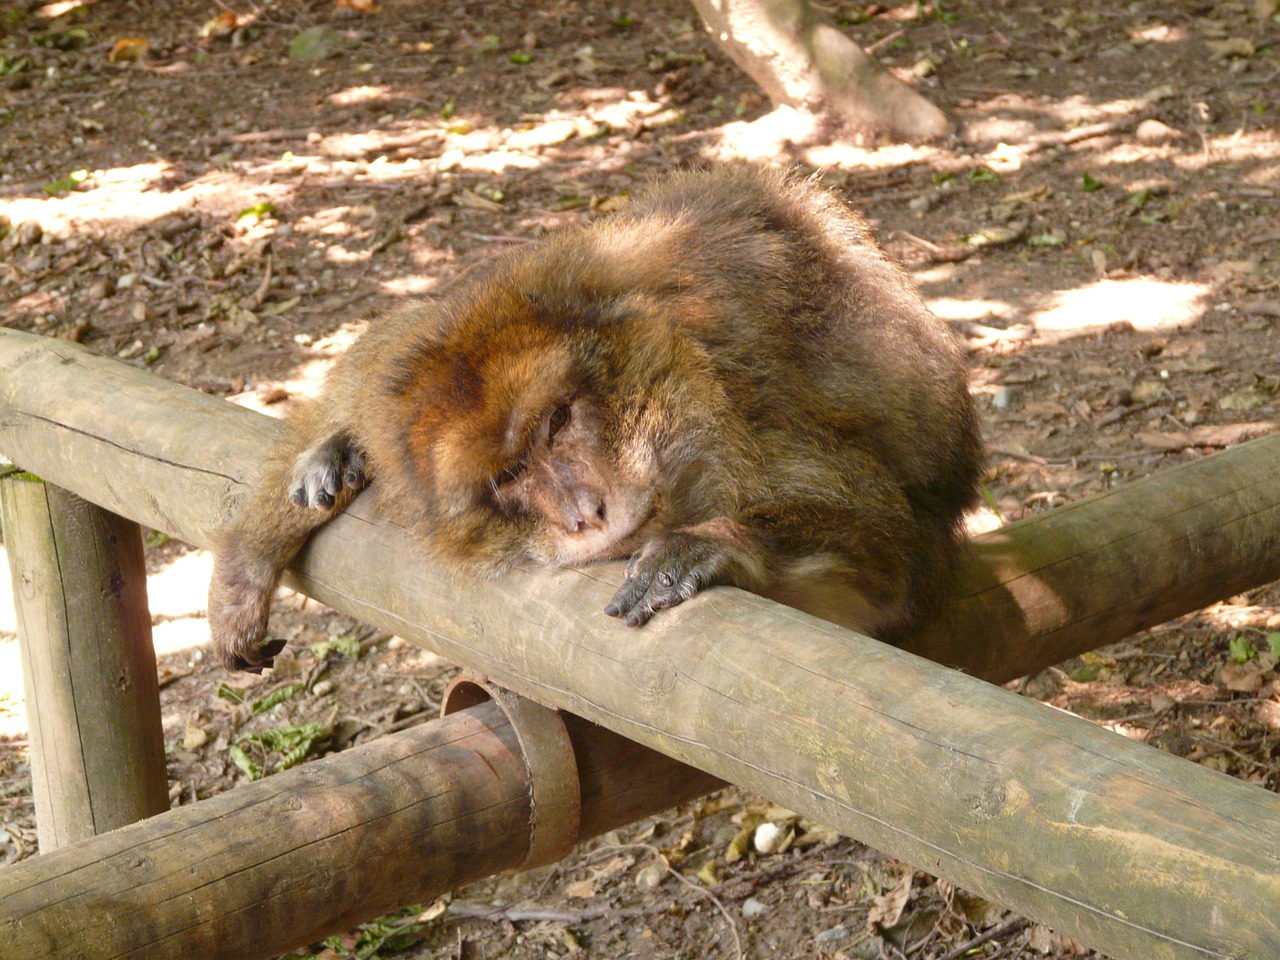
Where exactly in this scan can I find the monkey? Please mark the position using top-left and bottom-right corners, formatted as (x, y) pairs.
(208, 164), (984, 672)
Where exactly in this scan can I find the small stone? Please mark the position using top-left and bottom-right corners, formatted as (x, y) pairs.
(86, 277), (115, 301)
(311, 679), (335, 697)
(634, 863), (664, 889)
(816, 925), (850, 943)
(741, 897), (768, 918)
(1135, 119), (1180, 145)
(753, 821), (793, 854)
(130, 302), (149, 323)
(182, 724), (208, 750)
(117, 272), (139, 290)
(386, 636), (407, 650)
(991, 386), (1017, 410)
(15, 220), (42, 246)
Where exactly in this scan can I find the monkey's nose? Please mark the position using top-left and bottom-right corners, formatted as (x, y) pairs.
(566, 496), (607, 533)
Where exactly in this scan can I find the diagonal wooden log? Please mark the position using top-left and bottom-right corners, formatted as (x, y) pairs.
(2, 327), (1279, 960)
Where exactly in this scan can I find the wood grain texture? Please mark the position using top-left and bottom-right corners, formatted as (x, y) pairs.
(0, 703), (531, 960)
(2, 327), (1279, 959)
(0, 475), (168, 849)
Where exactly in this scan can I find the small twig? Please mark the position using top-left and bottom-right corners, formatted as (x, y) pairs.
(1021, 112), (1153, 154)
(1096, 400), (1159, 427)
(933, 916), (1029, 960)
(462, 233), (534, 244)
(251, 253), (273, 308)
(889, 230), (975, 264)
(596, 843), (744, 960)
(989, 447), (1058, 466)
(157, 668), (193, 690)
(865, 29), (906, 55)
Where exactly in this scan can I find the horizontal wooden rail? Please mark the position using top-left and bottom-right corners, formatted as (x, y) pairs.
(0, 701), (720, 960)
(2, 327), (1279, 959)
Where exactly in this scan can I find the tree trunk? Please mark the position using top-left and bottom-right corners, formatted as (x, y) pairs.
(691, 0), (952, 143)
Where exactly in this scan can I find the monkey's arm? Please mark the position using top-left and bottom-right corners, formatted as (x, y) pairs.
(605, 466), (920, 639)
(208, 417), (367, 672)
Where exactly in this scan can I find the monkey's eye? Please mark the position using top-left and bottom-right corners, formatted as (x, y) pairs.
(547, 403), (571, 442)
(494, 462), (525, 487)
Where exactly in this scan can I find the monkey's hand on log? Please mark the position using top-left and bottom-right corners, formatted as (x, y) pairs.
(604, 527), (764, 627)
(289, 432), (368, 510)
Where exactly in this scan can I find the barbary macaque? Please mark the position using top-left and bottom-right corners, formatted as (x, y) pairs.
(208, 164), (984, 672)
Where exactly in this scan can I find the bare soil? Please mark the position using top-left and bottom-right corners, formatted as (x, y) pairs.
(2, 1), (1279, 958)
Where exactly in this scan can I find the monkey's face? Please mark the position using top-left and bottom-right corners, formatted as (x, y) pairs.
(397, 323), (662, 571)
(489, 393), (658, 566)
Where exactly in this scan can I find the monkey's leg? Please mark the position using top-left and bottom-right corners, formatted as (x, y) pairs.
(209, 429), (367, 672)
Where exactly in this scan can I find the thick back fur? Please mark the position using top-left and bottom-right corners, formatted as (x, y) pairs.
(209, 164), (983, 670)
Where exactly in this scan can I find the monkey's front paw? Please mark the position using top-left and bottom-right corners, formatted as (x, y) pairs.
(290, 434), (367, 510)
(604, 534), (731, 627)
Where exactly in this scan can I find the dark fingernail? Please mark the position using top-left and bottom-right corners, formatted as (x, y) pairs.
(603, 603), (620, 617)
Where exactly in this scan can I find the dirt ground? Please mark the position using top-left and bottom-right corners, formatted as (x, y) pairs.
(2, 0), (1279, 957)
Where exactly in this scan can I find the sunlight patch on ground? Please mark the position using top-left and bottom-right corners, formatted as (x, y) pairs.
(702, 105), (948, 171)
(228, 325), (360, 410)
(1030, 277), (1209, 339)
(0, 163), (293, 238)
(380, 275), (442, 296)
(1172, 131), (1280, 170)
(327, 84), (394, 106)
(149, 550), (215, 657)
(927, 297), (1015, 323)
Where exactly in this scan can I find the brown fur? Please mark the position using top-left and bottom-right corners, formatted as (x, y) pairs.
(208, 165), (984, 671)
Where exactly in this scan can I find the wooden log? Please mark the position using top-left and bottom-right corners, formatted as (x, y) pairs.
(0, 474), (168, 848)
(0, 702), (719, 960)
(2, 327), (1279, 959)
(908, 435), (1280, 682)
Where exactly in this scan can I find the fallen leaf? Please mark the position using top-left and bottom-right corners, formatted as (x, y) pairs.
(1206, 37), (1256, 58)
(1026, 925), (1088, 954)
(107, 37), (150, 62)
(866, 865), (913, 932)
(1131, 380), (1167, 403)
(1136, 422), (1277, 451)
(289, 25), (338, 60)
(182, 724), (208, 750)
(1219, 659), (1264, 693)
(1218, 387), (1269, 411)
(199, 10), (241, 39)
(563, 878), (597, 899)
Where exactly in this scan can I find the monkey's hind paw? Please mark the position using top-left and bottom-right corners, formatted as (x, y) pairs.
(221, 637), (288, 674)
(289, 434), (367, 510)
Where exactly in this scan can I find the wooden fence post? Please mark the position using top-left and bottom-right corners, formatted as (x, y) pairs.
(0, 474), (169, 848)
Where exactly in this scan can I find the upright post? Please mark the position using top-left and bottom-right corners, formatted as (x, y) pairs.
(0, 474), (169, 848)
